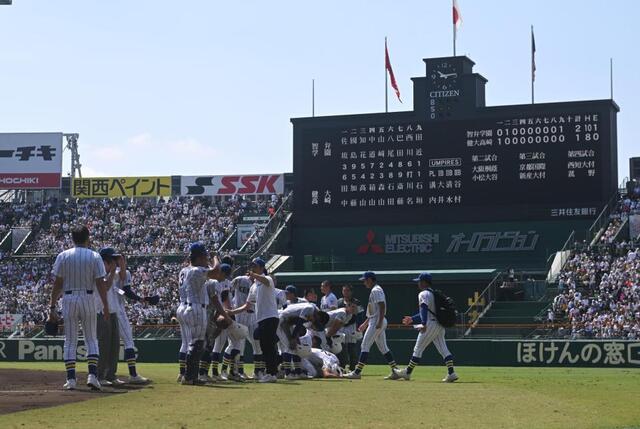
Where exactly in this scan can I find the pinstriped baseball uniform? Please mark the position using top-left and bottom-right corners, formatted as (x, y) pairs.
(182, 266), (210, 342)
(211, 279), (232, 354)
(112, 269), (135, 350)
(277, 303), (317, 353)
(226, 275), (261, 356)
(52, 247), (106, 362)
(360, 285), (390, 354)
(176, 267), (191, 354)
(412, 289), (452, 359)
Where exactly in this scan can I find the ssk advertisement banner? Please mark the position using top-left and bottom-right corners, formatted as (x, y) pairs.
(181, 174), (284, 196)
(72, 177), (172, 198)
(0, 133), (63, 189)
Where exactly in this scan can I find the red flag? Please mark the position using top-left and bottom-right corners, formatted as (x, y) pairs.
(453, 0), (462, 30)
(385, 39), (401, 103)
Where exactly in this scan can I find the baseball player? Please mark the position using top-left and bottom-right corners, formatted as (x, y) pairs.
(393, 273), (458, 382)
(343, 271), (398, 380)
(96, 248), (122, 387)
(47, 225), (113, 391)
(320, 281), (338, 310)
(337, 286), (363, 371)
(175, 262), (191, 383)
(228, 273), (264, 379)
(247, 257), (279, 383)
(180, 243), (230, 385)
(111, 254), (153, 385)
(284, 285), (307, 307)
(302, 347), (343, 378)
(200, 265), (233, 381)
(277, 302), (329, 379)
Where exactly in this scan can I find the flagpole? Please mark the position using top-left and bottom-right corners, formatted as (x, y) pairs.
(453, 0), (456, 56)
(610, 58), (614, 100)
(385, 37), (389, 113)
(531, 25), (535, 105)
(312, 79), (315, 117)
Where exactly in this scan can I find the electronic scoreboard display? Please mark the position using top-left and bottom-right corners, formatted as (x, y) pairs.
(293, 104), (617, 227)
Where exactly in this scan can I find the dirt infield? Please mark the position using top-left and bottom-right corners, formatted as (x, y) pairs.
(0, 368), (139, 415)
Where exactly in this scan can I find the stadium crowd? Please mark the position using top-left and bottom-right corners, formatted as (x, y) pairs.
(552, 188), (640, 340)
(22, 195), (283, 255)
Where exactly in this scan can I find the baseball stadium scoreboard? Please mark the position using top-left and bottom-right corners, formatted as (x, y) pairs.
(292, 56), (618, 228)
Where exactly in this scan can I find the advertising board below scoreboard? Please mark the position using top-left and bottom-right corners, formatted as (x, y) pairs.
(0, 133), (63, 189)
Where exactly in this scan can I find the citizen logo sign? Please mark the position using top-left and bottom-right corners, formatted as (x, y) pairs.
(0, 177), (38, 184)
(429, 89), (460, 98)
(183, 174), (283, 196)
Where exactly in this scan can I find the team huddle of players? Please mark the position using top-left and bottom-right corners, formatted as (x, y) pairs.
(175, 242), (459, 384)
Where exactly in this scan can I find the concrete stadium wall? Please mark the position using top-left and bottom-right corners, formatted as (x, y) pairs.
(1, 338), (639, 368)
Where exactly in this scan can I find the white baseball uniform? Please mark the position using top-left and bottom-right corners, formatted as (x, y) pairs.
(360, 285), (390, 354)
(53, 247), (106, 362)
(176, 267), (190, 354)
(181, 266), (210, 342)
(321, 292), (338, 310)
(302, 348), (341, 378)
(228, 275), (261, 355)
(277, 303), (317, 348)
(212, 279), (232, 353)
(112, 269), (135, 350)
(412, 289), (452, 359)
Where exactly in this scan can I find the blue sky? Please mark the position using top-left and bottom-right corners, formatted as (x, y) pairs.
(0, 0), (637, 179)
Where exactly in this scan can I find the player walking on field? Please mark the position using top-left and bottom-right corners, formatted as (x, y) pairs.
(393, 272), (458, 382)
(343, 271), (398, 379)
(47, 225), (113, 391)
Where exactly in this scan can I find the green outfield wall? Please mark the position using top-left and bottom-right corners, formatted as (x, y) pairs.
(2, 338), (638, 368)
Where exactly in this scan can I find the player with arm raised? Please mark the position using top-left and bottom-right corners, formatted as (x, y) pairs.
(343, 271), (398, 380)
(181, 243), (231, 385)
(394, 273), (458, 382)
(47, 225), (113, 391)
(247, 257), (279, 383)
(106, 253), (153, 385)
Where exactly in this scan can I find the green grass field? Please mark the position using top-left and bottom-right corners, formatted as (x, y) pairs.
(1, 362), (639, 429)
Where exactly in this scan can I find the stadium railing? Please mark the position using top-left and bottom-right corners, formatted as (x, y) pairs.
(461, 271), (503, 336)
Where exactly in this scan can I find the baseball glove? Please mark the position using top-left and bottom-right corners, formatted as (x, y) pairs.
(44, 320), (59, 336)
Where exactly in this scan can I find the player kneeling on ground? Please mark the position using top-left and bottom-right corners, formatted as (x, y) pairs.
(299, 335), (343, 379)
(277, 302), (330, 380)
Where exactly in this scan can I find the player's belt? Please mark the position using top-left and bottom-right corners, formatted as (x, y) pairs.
(187, 303), (205, 308)
(64, 290), (93, 295)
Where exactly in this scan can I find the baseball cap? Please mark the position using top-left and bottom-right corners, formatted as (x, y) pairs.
(413, 272), (433, 282)
(250, 257), (266, 268)
(358, 271), (376, 281)
(219, 263), (232, 275)
(99, 247), (121, 259)
(189, 242), (207, 257)
(285, 285), (297, 294)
